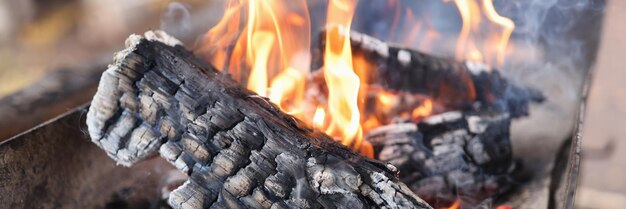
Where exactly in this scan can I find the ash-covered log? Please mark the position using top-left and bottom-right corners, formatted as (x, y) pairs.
(366, 111), (516, 208)
(313, 28), (544, 117)
(86, 31), (431, 209)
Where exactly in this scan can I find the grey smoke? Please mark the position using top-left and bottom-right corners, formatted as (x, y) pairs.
(160, 2), (192, 42)
(495, 0), (605, 175)
(504, 0), (604, 70)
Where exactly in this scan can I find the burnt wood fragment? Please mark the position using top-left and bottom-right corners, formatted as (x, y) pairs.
(366, 111), (515, 208)
(86, 31), (431, 209)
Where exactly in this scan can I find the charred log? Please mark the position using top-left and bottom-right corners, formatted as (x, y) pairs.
(313, 28), (543, 117)
(366, 111), (515, 208)
(86, 31), (431, 209)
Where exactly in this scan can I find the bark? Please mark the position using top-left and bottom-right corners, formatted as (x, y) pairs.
(86, 31), (431, 209)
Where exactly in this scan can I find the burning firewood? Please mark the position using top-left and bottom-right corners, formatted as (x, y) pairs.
(314, 29), (544, 117)
(311, 29), (542, 207)
(86, 31), (431, 209)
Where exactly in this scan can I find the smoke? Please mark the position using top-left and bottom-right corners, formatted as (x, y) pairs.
(495, 0), (604, 104)
(500, 0), (604, 115)
(160, 2), (192, 42)
(503, 0), (604, 70)
(496, 0), (605, 174)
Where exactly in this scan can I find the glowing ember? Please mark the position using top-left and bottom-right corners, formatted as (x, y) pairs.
(412, 99), (433, 120)
(443, 198), (461, 209)
(467, 49), (484, 63)
(362, 116), (381, 132)
(377, 91), (397, 109)
(496, 204), (514, 209)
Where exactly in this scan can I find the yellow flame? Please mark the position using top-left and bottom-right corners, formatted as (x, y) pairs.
(200, 0), (311, 109)
(269, 67), (306, 114)
(482, 0), (514, 66)
(246, 32), (274, 96)
(453, 0), (481, 61)
(313, 106), (326, 129)
(468, 49), (484, 63)
(195, 0), (485, 159)
(323, 0), (366, 152)
(199, 0), (377, 157)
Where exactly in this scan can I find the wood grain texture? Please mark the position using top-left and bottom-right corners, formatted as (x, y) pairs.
(86, 31), (431, 209)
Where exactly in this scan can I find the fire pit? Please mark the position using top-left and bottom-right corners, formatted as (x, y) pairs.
(0, 0), (604, 208)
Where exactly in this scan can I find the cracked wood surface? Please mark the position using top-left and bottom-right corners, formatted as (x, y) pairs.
(86, 31), (431, 209)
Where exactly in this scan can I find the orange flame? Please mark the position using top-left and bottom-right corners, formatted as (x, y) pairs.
(452, 0), (515, 66)
(198, 0), (516, 159)
(269, 67), (306, 115)
(246, 31), (273, 96)
(199, 0), (372, 157)
(496, 204), (514, 209)
(443, 198), (461, 209)
(197, 0), (243, 72)
(412, 99), (433, 119)
(199, 0), (311, 114)
(378, 91), (397, 111)
(482, 0), (515, 66)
